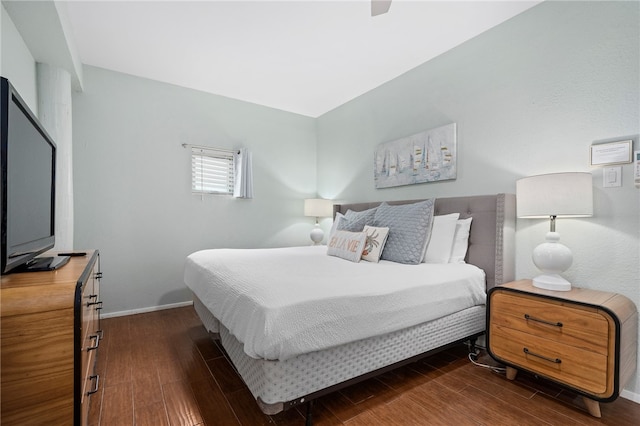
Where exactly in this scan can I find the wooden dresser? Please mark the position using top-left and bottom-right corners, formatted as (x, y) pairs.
(487, 280), (637, 418)
(1, 251), (102, 425)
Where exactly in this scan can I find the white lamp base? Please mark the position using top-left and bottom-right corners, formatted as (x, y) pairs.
(532, 274), (572, 291)
(531, 231), (573, 292)
(310, 226), (324, 245)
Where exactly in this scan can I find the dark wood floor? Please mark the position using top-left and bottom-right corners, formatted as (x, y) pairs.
(88, 306), (639, 425)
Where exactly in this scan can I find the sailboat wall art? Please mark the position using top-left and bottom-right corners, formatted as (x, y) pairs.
(374, 123), (457, 189)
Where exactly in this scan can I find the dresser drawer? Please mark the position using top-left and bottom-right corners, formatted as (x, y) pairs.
(490, 291), (610, 355)
(490, 324), (609, 394)
(81, 347), (97, 425)
(80, 255), (101, 426)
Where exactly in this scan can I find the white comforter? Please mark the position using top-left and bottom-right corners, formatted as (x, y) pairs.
(184, 246), (486, 361)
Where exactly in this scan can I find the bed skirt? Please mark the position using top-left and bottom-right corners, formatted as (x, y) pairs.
(194, 295), (484, 414)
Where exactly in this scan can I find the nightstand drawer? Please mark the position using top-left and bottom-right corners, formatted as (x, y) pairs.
(490, 291), (610, 355)
(490, 325), (608, 394)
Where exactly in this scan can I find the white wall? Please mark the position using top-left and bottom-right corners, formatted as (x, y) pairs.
(1, 3), (37, 113)
(72, 66), (318, 315)
(316, 1), (640, 397)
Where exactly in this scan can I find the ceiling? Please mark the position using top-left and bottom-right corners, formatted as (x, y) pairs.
(62, 0), (541, 117)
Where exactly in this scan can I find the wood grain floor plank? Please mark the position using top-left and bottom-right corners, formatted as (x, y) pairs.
(98, 382), (133, 426)
(338, 376), (396, 406)
(156, 338), (188, 385)
(205, 356), (246, 394)
(162, 380), (204, 426)
(190, 326), (224, 361)
(371, 393), (480, 426)
(535, 390), (624, 426)
(506, 390), (597, 426)
(375, 363), (431, 393)
(92, 307), (640, 426)
(133, 373), (164, 407)
(318, 389), (367, 423)
(407, 380), (485, 425)
(463, 357), (538, 399)
(267, 404), (306, 426)
(189, 377), (240, 426)
(430, 358), (473, 393)
(292, 402), (343, 426)
(176, 345), (212, 384)
(459, 384), (553, 426)
(103, 348), (132, 388)
(225, 387), (273, 426)
(341, 409), (378, 425)
(135, 401), (170, 426)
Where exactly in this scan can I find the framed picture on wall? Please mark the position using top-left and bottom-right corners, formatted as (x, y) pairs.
(590, 140), (632, 166)
(374, 123), (457, 189)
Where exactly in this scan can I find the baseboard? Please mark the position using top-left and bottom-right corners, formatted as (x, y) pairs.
(620, 389), (640, 404)
(101, 300), (194, 319)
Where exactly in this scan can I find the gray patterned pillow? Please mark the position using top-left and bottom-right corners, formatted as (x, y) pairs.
(335, 213), (368, 232)
(344, 207), (377, 226)
(373, 200), (435, 265)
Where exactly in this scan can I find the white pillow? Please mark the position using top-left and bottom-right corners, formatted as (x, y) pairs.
(449, 217), (473, 263)
(327, 230), (367, 263)
(423, 213), (460, 264)
(328, 212), (344, 237)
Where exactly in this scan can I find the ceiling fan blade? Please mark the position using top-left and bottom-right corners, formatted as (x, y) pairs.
(371, 0), (392, 17)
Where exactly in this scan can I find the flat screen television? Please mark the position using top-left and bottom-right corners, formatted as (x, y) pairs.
(1, 77), (68, 274)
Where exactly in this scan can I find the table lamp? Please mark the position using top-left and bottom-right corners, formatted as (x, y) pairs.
(516, 172), (593, 291)
(304, 198), (333, 245)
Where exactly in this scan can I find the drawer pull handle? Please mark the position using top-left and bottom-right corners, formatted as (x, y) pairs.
(89, 300), (103, 309)
(88, 375), (100, 395)
(524, 314), (563, 328)
(523, 347), (562, 364)
(88, 334), (100, 351)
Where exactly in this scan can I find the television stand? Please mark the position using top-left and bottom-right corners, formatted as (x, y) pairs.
(22, 255), (70, 272)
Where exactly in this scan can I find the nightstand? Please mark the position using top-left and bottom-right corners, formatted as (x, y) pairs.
(487, 280), (637, 418)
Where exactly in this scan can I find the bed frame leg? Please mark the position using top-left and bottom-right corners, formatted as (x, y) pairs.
(469, 337), (479, 360)
(305, 400), (314, 426)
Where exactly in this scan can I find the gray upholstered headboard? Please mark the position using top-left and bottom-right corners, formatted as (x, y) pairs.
(333, 194), (515, 290)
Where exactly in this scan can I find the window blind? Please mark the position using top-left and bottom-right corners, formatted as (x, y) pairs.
(190, 147), (235, 195)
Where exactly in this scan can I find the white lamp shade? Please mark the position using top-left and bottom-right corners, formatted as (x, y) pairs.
(516, 172), (593, 292)
(304, 198), (333, 218)
(516, 172), (593, 218)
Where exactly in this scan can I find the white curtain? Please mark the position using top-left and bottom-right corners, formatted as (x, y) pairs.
(233, 148), (254, 199)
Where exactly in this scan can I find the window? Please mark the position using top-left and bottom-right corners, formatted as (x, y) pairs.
(190, 146), (235, 195)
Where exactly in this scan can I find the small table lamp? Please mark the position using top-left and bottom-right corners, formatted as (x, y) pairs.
(304, 198), (333, 245)
(516, 172), (593, 291)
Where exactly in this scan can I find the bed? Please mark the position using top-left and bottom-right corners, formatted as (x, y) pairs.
(184, 193), (515, 417)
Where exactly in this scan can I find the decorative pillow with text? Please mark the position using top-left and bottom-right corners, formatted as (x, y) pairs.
(327, 230), (367, 263)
